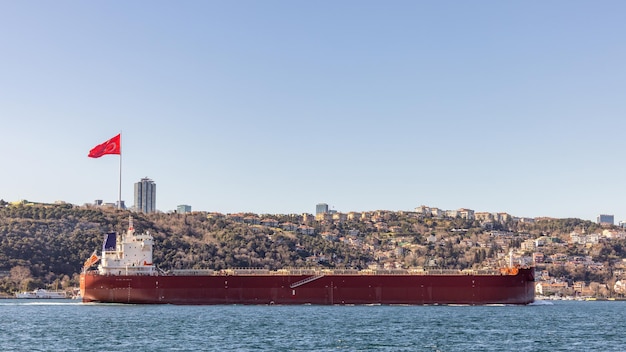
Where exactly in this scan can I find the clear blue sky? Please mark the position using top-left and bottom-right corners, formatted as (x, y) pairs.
(1, 1), (625, 221)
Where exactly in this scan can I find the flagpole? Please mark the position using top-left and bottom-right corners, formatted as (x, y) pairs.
(88, 133), (123, 209)
(118, 131), (122, 210)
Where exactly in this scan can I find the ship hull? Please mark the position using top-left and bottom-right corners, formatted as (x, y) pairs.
(80, 268), (534, 305)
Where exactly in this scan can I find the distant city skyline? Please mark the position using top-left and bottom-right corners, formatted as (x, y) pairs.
(2, 2), (625, 222)
(3, 195), (623, 227)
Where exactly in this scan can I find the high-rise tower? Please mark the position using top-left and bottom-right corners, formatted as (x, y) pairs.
(134, 177), (156, 213)
(316, 203), (329, 215)
(597, 214), (614, 225)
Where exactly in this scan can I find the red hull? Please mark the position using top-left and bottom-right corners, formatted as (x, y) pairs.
(80, 268), (534, 305)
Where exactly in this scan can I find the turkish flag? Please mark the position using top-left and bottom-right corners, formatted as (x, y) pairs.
(88, 134), (121, 158)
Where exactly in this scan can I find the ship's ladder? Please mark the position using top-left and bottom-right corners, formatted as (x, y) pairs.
(290, 274), (325, 288)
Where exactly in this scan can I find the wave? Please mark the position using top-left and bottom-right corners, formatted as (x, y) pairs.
(0, 300), (82, 306)
(529, 300), (554, 306)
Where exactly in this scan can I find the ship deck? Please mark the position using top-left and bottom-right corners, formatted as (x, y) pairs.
(165, 267), (514, 277)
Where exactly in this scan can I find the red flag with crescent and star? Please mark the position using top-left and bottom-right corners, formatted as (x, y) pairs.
(88, 134), (121, 158)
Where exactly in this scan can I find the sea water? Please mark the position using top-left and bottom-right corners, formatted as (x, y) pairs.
(0, 300), (624, 351)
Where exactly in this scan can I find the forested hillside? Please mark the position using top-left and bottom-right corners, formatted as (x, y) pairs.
(0, 203), (369, 293)
(1, 202), (625, 296)
(0, 204), (124, 293)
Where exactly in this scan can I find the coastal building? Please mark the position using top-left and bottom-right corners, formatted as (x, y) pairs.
(535, 281), (570, 296)
(298, 225), (315, 235)
(177, 204), (191, 214)
(134, 177), (156, 213)
(475, 212), (494, 222)
(458, 208), (475, 220)
(445, 209), (459, 218)
(332, 212), (348, 222)
(415, 205), (431, 215)
(316, 212), (333, 221)
(597, 214), (614, 225)
(227, 213), (244, 222)
(614, 280), (626, 294)
(316, 203), (329, 215)
(347, 212), (361, 221)
(301, 213), (314, 223)
(520, 239), (536, 251)
(281, 222), (298, 231)
(496, 212), (512, 222)
(261, 218), (279, 227)
(430, 208), (444, 218)
(244, 216), (260, 225)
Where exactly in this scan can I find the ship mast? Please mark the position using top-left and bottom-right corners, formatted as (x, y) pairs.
(128, 215), (134, 233)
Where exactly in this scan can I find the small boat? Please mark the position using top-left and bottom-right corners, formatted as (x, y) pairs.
(15, 289), (67, 299)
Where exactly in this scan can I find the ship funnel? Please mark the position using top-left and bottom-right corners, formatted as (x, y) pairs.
(103, 232), (117, 251)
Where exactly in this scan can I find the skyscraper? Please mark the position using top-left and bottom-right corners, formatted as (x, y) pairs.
(316, 203), (329, 215)
(597, 214), (614, 225)
(134, 177), (156, 213)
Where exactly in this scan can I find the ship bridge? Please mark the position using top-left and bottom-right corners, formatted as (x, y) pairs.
(98, 216), (155, 276)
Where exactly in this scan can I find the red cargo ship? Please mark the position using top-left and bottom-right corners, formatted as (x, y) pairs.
(80, 218), (535, 305)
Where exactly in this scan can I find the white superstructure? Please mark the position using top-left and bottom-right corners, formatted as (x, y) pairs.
(98, 216), (155, 276)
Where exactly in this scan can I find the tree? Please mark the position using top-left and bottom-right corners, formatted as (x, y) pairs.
(10, 265), (32, 291)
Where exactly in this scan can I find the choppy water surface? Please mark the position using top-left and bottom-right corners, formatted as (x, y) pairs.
(0, 300), (624, 351)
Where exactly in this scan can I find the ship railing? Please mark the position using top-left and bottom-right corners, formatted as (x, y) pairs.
(273, 269), (319, 276)
(359, 269), (411, 275)
(327, 269), (360, 275)
(414, 269), (501, 276)
(273, 268), (340, 276)
(90, 266), (507, 277)
(226, 268), (271, 275)
(171, 269), (216, 276)
(473, 269), (501, 275)
(400, 270), (431, 276)
(272, 269), (360, 276)
(420, 269), (465, 275)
